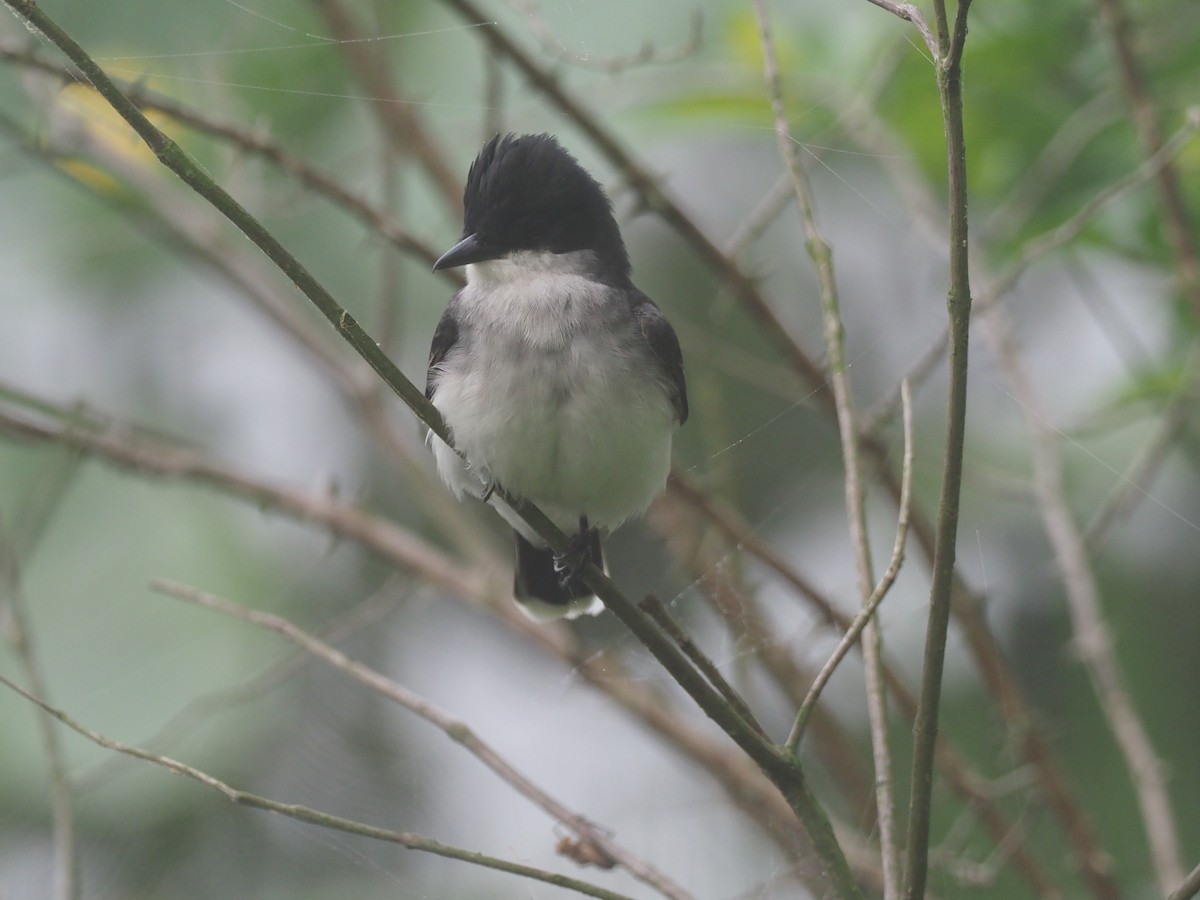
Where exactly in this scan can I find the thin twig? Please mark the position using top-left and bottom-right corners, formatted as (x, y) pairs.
(0, 39), (453, 276)
(0, 462), (82, 900)
(788, 380), (913, 750)
(0, 673), (637, 900)
(982, 305), (1184, 893)
(982, 110), (1200, 308)
(752, 2), (895, 894)
(862, 0), (938, 58)
(152, 579), (694, 900)
(860, 103), (1200, 438)
(833, 71), (1174, 898)
(983, 92), (1120, 242)
(649, 492), (879, 819)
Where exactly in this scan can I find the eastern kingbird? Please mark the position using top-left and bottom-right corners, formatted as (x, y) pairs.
(426, 133), (688, 620)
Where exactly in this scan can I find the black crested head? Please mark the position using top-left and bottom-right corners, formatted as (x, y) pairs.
(459, 133), (630, 283)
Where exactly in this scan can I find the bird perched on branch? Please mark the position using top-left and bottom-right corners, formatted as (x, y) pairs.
(427, 133), (687, 619)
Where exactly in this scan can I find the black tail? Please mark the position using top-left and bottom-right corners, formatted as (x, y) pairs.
(513, 531), (603, 615)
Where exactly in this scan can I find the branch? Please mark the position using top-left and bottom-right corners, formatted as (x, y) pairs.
(72, 584), (404, 793)
(152, 579), (694, 900)
(751, 2), (895, 893)
(0, 674), (637, 900)
(862, 0), (938, 58)
(312, 0), (464, 213)
(0, 39), (453, 276)
(0, 485), (81, 900)
(904, 0), (975, 894)
(788, 380), (913, 749)
(982, 307), (1184, 893)
(638, 594), (767, 740)
(983, 110), (1200, 308)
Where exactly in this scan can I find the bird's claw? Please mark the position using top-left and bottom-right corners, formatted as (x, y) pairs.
(553, 516), (596, 590)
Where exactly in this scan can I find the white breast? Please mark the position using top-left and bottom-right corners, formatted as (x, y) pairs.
(430, 252), (676, 539)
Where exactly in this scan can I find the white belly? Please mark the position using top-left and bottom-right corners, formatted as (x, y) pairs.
(430, 261), (676, 539)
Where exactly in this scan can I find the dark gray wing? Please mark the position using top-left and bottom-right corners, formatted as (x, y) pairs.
(631, 291), (688, 425)
(426, 295), (461, 400)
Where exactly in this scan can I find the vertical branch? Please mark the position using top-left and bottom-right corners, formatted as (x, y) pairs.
(983, 308), (1184, 893)
(750, 2), (898, 895)
(904, 2), (974, 898)
(0, 463), (81, 900)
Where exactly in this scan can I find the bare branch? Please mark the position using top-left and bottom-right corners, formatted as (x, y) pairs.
(638, 594), (767, 741)
(73, 584), (405, 793)
(0, 39), (453, 276)
(751, 2), (895, 893)
(0, 674), (638, 900)
(982, 306), (1184, 892)
(152, 579), (694, 900)
(311, 0), (464, 213)
(788, 380), (913, 750)
(0, 472), (81, 900)
(904, 0), (976, 893)
(862, 0), (938, 58)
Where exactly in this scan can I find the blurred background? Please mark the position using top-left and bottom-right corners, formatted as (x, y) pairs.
(1, 0), (1198, 897)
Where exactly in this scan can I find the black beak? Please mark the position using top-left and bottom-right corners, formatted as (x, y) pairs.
(433, 233), (495, 271)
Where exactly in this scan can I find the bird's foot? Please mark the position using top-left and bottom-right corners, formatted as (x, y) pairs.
(553, 516), (597, 590)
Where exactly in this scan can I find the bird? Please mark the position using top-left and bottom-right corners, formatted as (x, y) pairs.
(426, 133), (688, 620)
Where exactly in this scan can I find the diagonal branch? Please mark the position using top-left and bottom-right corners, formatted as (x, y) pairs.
(0, 673), (637, 900)
(152, 579), (694, 900)
(862, 0), (938, 57)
